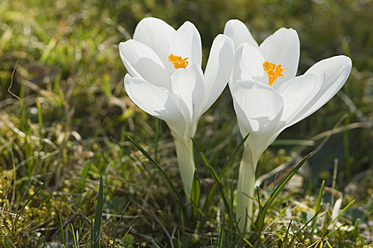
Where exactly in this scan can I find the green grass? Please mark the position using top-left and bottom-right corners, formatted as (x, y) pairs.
(1, 0), (373, 246)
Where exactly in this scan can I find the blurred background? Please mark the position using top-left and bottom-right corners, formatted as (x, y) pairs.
(1, 0), (373, 246)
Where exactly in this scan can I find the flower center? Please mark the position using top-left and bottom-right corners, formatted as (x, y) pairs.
(168, 54), (189, 69)
(263, 61), (284, 86)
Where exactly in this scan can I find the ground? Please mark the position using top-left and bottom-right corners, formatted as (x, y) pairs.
(0, 0), (373, 247)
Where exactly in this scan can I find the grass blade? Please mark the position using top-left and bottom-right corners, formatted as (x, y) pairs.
(351, 218), (360, 239)
(113, 201), (131, 246)
(311, 180), (325, 241)
(91, 174), (104, 247)
(78, 162), (90, 192)
(59, 213), (65, 245)
(71, 224), (78, 248)
(2, 234), (10, 248)
(288, 209), (322, 246)
(217, 213), (225, 248)
(202, 134), (249, 212)
(322, 199), (355, 239)
(200, 224), (218, 247)
(280, 219), (292, 248)
(127, 136), (184, 211)
(219, 133), (249, 179)
(192, 138), (230, 211)
(191, 171), (201, 219)
(12, 176), (51, 232)
(255, 153), (311, 237)
(241, 237), (253, 247)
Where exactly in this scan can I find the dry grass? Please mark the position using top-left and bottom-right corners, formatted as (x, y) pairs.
(1, 0), (373, 246)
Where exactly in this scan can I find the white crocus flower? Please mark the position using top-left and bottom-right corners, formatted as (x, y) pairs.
(224, 19), (352, 232)
(119, 17), (234, 196)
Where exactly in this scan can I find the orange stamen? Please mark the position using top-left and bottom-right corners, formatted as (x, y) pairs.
(168, 54), (189, 69)
(263, 61), (284, 86)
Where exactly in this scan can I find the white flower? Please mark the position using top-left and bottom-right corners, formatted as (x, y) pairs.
(119, 17), (234, 195)
(224, 19), (352, 231)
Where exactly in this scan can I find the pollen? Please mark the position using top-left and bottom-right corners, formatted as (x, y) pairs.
(168, 54), (189, 69)
(263, 61), (284, 86)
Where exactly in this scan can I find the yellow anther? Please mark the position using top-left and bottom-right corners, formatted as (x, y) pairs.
(168, 54), (189, 69)
(263, 61), (284, 86)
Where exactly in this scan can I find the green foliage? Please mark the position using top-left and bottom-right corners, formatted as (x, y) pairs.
(191, 171), (201, 220)
(254, 153), (312, 242)
(91, 175), (104, 246)
(1, 0), (373, 246)
(128, 136), (184, 211)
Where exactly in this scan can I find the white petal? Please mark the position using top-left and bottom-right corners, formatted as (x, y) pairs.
(233, 80), (285, 161)
(299, 55), (352, 120)
(124, 74), (186, 137)
(169, 21), (202, 67)
(233, 80), (284, 134)
(232, 43), (265, 88)
(171, 65), (205, 123)
(203, 34), (235, 112)
(259, 28), (300, 86)
(223, 19), (258, 49)
(276, 74), (324, 127)
(119, 40), (171, 89)
(133, 17), (176, 66)
(119, 41), (141, 79)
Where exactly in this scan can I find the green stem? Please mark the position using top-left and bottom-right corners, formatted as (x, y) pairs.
(237, 147), (257, 232)
(173, 135), (196, 197)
